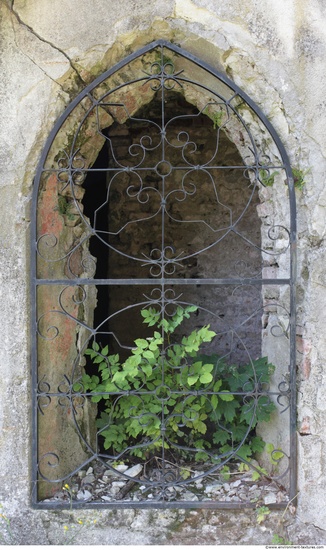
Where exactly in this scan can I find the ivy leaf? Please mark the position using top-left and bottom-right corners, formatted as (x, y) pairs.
(199, 372), (213, 384)
(256, 506), (270, 524)
(184, 305), (198, 316)
(143, 350), (155, 359)
(167, 397), (176, 406)
(104, 382), (118, 392)
(109, 354), (120, 366)
(112, 371), (127, 383)
(97, 361), (106, 371)
(101, 370), (111, 381)
(213, 379), (222, 392)
(231, 424), (248, 442)
(187, 375), (199, 386)
(236, 445), (253, 460)
(219, 391), (234, 401)
(198, 325), (216, 342)
(101, 345), (109, 356)
(81, 373), (91, 386)
(251, 436), (266, 453)
(141, 308), (160, 327)
(134, 338), (148, 349)
(202, 363), (213, 373)
(90, 375), (100, 386)
(93, 354), (105, 364)
(126, 419), (143, 437)
(148, 402), (162, 414)
(148, 341), (159, 351)
(141, 309), (150, 318)
(96, 411), (111, 428)
(193, 420), (207, 434)
(124, 354), (141, 370)
(266, 443), (284, 463)
(141, 364), (153, 377)
(212, 429), (230, 445)
(251, 470), (261, 482)
(91, 395), (104, 403)
(221, 400), (239, 422)
(211, 394), (219, 410)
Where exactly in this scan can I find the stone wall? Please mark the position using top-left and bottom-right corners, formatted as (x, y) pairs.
(1, 0), (326, 544)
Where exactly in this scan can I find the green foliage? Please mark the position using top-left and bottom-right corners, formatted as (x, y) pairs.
(251, 466), (268, 482)
(265, 443), (285, 465)
(292, 167), (310, 190)
(271, 534), (292, 545)
(57, 195), (76, 220)
(256, 505), (271, 524)
(211, 111), (224, 129)
(204, 108), (225, 129)
(220, 465), (231, 481)
(82, 307), (276, 462)
(58, 195), (70, 215)
(258, 166), (310, 190)
(259, 169), (278, 187)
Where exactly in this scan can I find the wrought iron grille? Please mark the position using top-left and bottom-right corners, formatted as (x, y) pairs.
(31, 40), (297, 509)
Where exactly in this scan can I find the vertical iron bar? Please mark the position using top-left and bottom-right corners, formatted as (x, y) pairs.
(288, 173), (298, 504)
(30, 179), (39, 505)
(160, 43), (167, 485)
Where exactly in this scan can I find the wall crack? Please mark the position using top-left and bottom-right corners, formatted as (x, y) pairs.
(9, 2), (86, 89)
(11, 30), (66, 92)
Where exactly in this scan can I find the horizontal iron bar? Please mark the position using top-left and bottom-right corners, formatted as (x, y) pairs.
(35, 277), (291, 286)
(37, 390), (288, 397)
(32, 499), (287, 511)
(41, 164), (286, 173)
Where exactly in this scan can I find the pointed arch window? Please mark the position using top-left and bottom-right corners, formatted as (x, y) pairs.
(31, 40), (297, 509)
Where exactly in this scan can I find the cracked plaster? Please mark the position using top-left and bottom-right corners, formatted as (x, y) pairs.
(10, 0), (175, 56)
(9, 3), (85, 86)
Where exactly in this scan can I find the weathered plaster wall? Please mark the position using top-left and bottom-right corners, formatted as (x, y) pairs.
(1, 0), (326, 544)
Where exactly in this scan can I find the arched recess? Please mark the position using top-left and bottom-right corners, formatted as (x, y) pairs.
(31, 40), (297, 509)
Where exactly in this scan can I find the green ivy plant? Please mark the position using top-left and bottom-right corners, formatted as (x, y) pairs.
(292, 167), (310, 191)
(259, 168), (278, 187)
(81, 306), (276, 463)
(258, 166), (310, 190)
(204, 107), (225, 129)
(256, 505), (271, 524)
